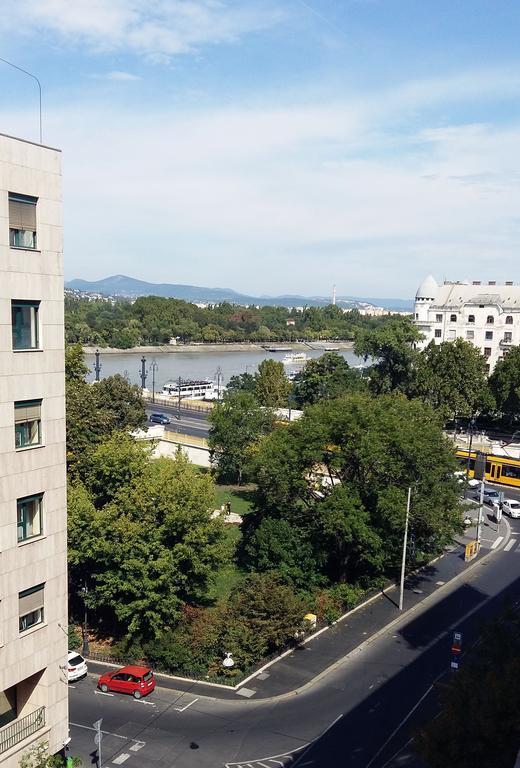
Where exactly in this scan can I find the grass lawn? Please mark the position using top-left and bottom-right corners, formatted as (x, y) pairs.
(214, 484), (256, 517)
(209, 524), (246, 601)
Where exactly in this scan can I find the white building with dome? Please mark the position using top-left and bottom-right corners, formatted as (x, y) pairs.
(413, 276), (520, 371)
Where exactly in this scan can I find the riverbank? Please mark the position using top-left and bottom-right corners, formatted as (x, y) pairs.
(82, 341), (354, 355)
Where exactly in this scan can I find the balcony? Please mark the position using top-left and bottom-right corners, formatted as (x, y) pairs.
(0, 707), (45, 755)
(500, 337), (513, 348)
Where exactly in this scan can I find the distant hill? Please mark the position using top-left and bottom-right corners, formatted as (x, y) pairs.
(65, 275), (412, 311)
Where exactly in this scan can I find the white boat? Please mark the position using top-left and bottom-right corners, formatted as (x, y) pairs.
(282, 352), (308, 365)
(324, 346), (340, 352)
(162, 378), (220, 400)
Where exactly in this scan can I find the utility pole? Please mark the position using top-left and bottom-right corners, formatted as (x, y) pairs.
(177, 376), (182, 420)
(94, 349), (102, 382)
(464, 416), (476, 498)
(81, 584), (89, 657)
(139, 356), (147, 389)
(150, 358), (158, 404)
(216, 366), (223, 401)
(399, 487), (412, 611)
(476, 478), (485, 549)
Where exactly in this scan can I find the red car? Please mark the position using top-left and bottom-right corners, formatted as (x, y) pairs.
(98, 665), (156, 699)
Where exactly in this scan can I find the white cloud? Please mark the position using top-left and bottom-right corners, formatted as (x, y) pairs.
(3, 0), (284, 59)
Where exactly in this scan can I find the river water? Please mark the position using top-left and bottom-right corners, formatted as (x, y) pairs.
(84, 347), (365, 388)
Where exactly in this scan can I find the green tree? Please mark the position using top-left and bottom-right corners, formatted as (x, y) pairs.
(68, 452), (226, 640)
(208, 391), (276, 484)
(292, 352), (365, 406)
(354, 317), (420, 394)
(246, 393), (461, 586)
(489, 345), (520, 423)
(222, 573), (304, 669)
(225, 372), (257, 396)
(19, 742), (82, 767)
(415, 338), (493, 421)
(254, 359), (291, 407)
(65, 344), (100, 469)
(92, 374), (146, 434)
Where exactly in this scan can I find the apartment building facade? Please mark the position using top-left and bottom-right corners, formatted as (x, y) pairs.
(0, 133), (68, 764)
(414, 275), (520, 371)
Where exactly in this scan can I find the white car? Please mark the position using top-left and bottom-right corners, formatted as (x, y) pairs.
(501, 499), (520, 519)
(67, 651), (88, 682)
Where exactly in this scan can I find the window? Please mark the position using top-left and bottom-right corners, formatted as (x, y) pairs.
(505, 315), (513, 324)
(486, 315), (494, 324)
(9, 192), (37, 249)
(466, 330), (475, 340)
(11, 301), (40, 350)
(414, 313), (418, 319)
(504, 332), (513, 342)
(485, 331), (493, 340)
(450, 314), (457, 322)
(434, 329), (442, 338)
(484, 347), (492, 357)
(17, 494), (43, 542)
(19, 584), (44, 632)
(468, 315), (475, 324)
(14, 400), (42, 449)
(448, 330), (456, 340)
(502, 463), (520, 480)
(435, 314), (443, 322)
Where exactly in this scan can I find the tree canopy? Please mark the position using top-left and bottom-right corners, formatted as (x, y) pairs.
(489, 345), (520, 423)
(354, 316), (420, 395)
(292, 351), (366, 406)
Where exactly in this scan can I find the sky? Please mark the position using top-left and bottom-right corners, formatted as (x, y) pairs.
(1, 1), (520, 299)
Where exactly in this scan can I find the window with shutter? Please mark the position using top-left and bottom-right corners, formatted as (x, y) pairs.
(19, 584), (45, 632)
(14, 399), (42, 449)
(9, 192), (37, 249)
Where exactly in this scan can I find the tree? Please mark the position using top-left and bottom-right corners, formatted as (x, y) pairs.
(416, 609), (520, 768)
(354, 317), (420, 394)
(489, 345), (520, 423)
(68, 452), (226, 640)
(208, 391), (276, 484)
(254, 359), (291, 407)
(245, 393), (461, 587)
(92, 374), (146, 433)
(225, 372), (257, 396)
(19, 742), (82, 767)
(415, 338), (493, 421)
(221, 573), (304, 669)
(292, 352), (365, 406)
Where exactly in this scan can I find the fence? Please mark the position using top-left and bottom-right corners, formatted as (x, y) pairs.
(0, 706), (45, 755)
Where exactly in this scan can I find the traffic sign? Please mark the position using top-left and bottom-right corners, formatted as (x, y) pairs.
(453, 631), (463, 644)
(93, 719), (103, 730)
(451, 644), (462, 655)
(94, 732), (103, 746)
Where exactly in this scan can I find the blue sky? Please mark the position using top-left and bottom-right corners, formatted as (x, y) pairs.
(1, 1), (520, 299)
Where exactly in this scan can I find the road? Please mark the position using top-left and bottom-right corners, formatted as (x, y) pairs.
(69, 515), (520, 768)
(145, 403), (210, 439)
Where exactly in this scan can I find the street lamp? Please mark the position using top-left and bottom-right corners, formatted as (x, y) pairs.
(215, 366), (223, 401)
(81, 585), (89, 657)
(464, 416), (477, 499)
(150, 358), (159, 404)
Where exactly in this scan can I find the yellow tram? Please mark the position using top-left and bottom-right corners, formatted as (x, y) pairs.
(456, 449), (520, 490)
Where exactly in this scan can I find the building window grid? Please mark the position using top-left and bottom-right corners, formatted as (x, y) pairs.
(8, 192), (37, 250)
(18, 584), (45, 633)
(11, 301), (40, 351)
(486, 315), (494, 324)
(17, 494), (43, 542)
(505, 315), (513, 324)
(14, 400), (42, 450)
(468, 315), (475, 324)
(485, 331), (493, 340)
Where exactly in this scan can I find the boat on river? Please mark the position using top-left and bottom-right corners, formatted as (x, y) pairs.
(282, 352), (308, 365)
(162, 378), (221, 400)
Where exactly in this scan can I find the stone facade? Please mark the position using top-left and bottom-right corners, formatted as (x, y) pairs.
(0, 134), (68, 764)
(414, 275), (520, 371)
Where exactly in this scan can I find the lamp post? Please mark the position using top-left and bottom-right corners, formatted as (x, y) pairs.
(399, 487), (412, 611)
(150, 358), (158, 404)
(0, 57), (42, 143)
(94, 349), (102, 382)
(464, 416), (477, 499)
(139, 356), (147, 390)
(81, 585), (89, 657)
(215, 367), (223, 401)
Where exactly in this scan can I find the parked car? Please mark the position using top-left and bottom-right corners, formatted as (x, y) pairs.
(98, 665), (156, 699)
(501, 499), (520, 518)
(68, 651), (88, 683)
(482, 488), (501, 505)
(149, 413), (170, 425)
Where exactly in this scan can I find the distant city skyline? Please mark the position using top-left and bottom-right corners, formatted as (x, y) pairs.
(1, 1), (520, 297)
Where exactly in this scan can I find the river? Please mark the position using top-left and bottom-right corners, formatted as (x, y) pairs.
(84, 346), (365, 387)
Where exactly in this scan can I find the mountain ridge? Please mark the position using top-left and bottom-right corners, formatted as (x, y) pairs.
(65, 275), (413, 311)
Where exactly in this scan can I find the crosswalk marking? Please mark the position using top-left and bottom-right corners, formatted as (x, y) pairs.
(504, 539), (516, 552)
(491, 536), (504, 550)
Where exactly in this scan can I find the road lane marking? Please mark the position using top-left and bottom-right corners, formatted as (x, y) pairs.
(225, 744), (308, 767)
(504, 539), (516, 551)
(174, 697), (199, 712)
(129, 742), (145, 752)
(112, 754), (130, 764)
(94, 690), (114, 697)
(491, 536), (504, 549)
(70, 722), (145, 745)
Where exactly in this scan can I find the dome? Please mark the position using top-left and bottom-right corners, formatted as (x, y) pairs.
(416, 274), (438, 300)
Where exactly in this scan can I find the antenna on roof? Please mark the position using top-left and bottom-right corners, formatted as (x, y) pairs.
(0, 56), (42, 143)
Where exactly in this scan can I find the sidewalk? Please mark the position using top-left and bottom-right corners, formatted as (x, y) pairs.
(87, 510), (508, 703)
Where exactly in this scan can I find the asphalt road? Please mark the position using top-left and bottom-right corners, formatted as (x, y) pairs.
(69, 516), (520, 768)
(145, 404), (210, 438)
